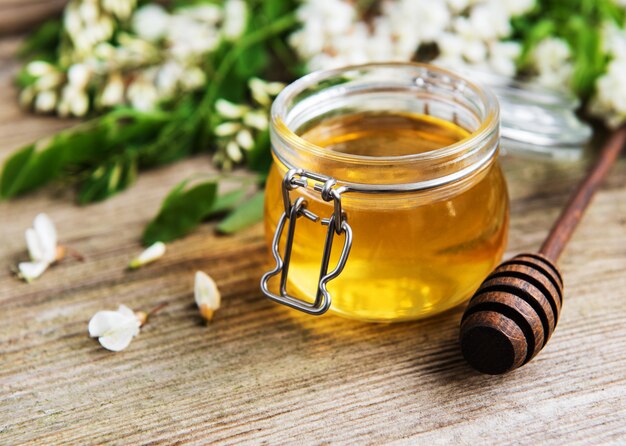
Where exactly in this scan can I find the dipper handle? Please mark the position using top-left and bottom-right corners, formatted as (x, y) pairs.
(540, 126), (626, 261)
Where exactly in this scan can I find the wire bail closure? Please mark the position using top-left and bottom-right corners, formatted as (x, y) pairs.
(260, 168), (353, 315)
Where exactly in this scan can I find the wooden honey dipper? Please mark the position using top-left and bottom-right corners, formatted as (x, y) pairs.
(460, 126), (626, 375)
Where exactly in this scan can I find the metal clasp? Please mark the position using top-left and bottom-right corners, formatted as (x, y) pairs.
(260, 169), (353, 315)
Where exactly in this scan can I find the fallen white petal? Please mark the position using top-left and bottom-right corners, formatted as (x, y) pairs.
(88, 305), (141, 352)
(129, 242), (166, 269)
(116, 304), (136, 319)
(33, 213), (58, 263)
(25, 228), (45, 262)
(98, 329), (136, 352)
(18, 261), (49, 282)
(195, 271), (221, 321)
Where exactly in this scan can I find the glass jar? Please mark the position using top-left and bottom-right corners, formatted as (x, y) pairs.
(261, 63), (508, 322)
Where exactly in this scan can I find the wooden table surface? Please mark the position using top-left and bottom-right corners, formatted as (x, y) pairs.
(1, 36), (625, 446)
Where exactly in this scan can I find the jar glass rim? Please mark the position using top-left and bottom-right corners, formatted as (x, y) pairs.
(270, 62), (500, 165)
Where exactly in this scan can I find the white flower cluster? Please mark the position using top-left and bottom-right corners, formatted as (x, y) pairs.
(589, 23), (626, 128)
(20, 0), (248, 116)
(289, 0), (534, 77)
(529, 37), (574, 91)
(213, 78), (284, 169)
(63, 0), (136, 61)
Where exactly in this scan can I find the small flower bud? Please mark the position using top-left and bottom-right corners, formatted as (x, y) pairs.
(34, 90), (58, 113)
(129, 242), (166, 269)
(216, 99), (248, 119)
(181, 67), (206, 90)
(68, 64), (91, 89)
(225, 140), (243, 162)
(35, 72), (63, 90)
(26, 61), (54, 77)
(214, 122), (241, 136)
(194, 271), (221, 322)
(19, 86), (36, 108)
(236, 129), (254, 151)
(243, 110), (268, 131)
(223, 0), (247, 40)
(100, 73), (125, 107)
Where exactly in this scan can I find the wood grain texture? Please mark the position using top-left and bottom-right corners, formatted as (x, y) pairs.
(540, 126), (626, 261)
(0, 0), (66, 36)
(1, 36), (626, 445)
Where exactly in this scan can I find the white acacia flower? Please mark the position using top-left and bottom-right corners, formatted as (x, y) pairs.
(78, 1), (98, 23)
(103, 0), (136, 20)
(26, 61), (55, 77)
(216, 99), (248, 119)
(501, 0), (535, 16)
(35, 72), (63, 90)
(249, 78), (285, 107)
(236, 129), (254, 151)
(222, 0), (247, 40)
(290, 0), (534, 77)
(531, 37), (573, 90)
(195, 271), (221, 321)
(243, 110), (268, 131)
(18, 213), (59, 282)
(88, 304), (143, 351)
(225, 140), (243, 162)
(67, 63), (91, 89)
(156, 61), (184, 97)
(34, 91), (58, 113)
(182, 4), (222, 24)
(129, 241), (166, 269)
(100, 72), (125, 107)
(132, 4), (170, 42)
(589, 57), (626, 128)
(57, 85), (89, 117)
(127, 78), (159, 111)
(63, 4), (82, 38)
(181, 67), (206, 90)
(214, 122), (241, 137)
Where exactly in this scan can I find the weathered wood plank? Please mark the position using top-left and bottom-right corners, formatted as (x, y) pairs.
(0, 37), (625, 445)
(0, 0), (66, 36)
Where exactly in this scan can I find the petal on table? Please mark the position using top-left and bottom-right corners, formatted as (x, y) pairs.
(25, 228), (44, 262)
(18, 261), (49, 282)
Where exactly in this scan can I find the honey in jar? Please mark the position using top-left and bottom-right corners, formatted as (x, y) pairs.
(261, 63), (509, 322)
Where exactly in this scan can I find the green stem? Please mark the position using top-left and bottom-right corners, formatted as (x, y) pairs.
(196, 13), (298, 143)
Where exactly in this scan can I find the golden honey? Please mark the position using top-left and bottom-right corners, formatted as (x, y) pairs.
(263, 63), (508, 322)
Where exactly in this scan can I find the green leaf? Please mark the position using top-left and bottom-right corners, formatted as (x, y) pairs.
(77, 155), (138, 204)
(0, 140), (66, 198)
(0, 144), (35, 198)
(142, 180), (218, 245)
(217, 190), (264, 234)
(245, 129), (272, 173)
(18, 19), (62, 59)
(0, 108), (172, 200)
(15, 68), (38, 88)
(210, 188), (246, 214)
